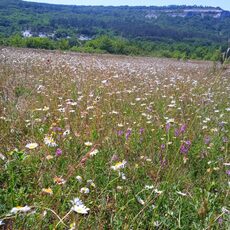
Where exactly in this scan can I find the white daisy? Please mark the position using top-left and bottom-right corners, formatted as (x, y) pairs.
(71, 205), (90, 214)
(84, 142), (93, 147)
(145, 185), (154, 190)
(87, 180), (96, 188)
(90, 149), (99, 156)
(222, 207), (230, 214)
(25, 143), (38, 150)
(0, 153), (6, 161)
(120, 172), (126, 180)
(101, 80), (108, 84)
(57, 108), (65, 113)
(136, 196), (145, 205)
(166, 118), (175, 123)
(71, 198), (89, 214)
(44, 135), (57, 147)
(76, 175), (83, 183)
(111, 160), (127, 171)
(63, 129), (70, 136)
(154, 189), (163, 194)
(10, 205), (31, 214)
(71, 198), (83, 206)
(80, 187), (90, 194)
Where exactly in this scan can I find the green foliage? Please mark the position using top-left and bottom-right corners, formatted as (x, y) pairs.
(0, 1), (228, 60)
(1, 34), (223, 61)
(57, 39), (70, 50)
(24, 37), (55, 49)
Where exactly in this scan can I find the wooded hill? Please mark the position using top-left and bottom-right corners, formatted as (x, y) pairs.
(0, 0), (229, 60)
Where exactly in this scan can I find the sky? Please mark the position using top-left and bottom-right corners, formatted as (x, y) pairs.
(24, 0), (230, 10)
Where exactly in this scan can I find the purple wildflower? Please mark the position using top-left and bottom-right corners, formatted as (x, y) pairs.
(166, 123), (170, 132)
(226, 170), (230, 176)
(160, 159), (167, 167)
(53, 127), (62, 132)
(218, 218), (223, 225)
(180, 144), (189, 154)
(139, 128), (144, 135)
(204, 136), (211, 145)
(125, 129), (132, 140)
(180, 140), (191, 154)
(180, 124), (186, 134)
(174, 129), (180, 137)
(161, 144), (166, 150)
(117, 130), (124, 136)
(174, 124), (186, 137)
(185, 140), (191, 146)
(56, 148), (62, 156)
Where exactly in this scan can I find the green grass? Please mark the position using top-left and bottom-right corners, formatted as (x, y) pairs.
(0, 48), (229, 229)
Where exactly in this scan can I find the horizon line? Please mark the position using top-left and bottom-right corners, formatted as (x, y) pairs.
(21, 1), (222, 8)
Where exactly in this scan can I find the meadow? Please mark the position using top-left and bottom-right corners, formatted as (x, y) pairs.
(0, 47), (229, 229)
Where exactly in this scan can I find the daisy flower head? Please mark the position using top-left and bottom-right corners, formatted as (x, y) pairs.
(87, 180), (96, 188)
(90, 149), (99, 156)
(71, 197), (83, 206)
(76, 175), (83, 183)
(136, 196), (145, 205)
(154, 189), (163, 195)
(119, 172), (126, 180)
(46, 155), (54, 160)
(0, 153), (6, 161)
(63, 129), (70, 137)
(111, 160), (127, 171)
(44, 135), (57, 147)
(84, 141), (93, 147)
(145, 185), (154, 190)
(42, 188), (53, 195)
(25, 143), (38, 150)
(58, 108), (65, 113)
(71, 204), (90, 214)
(10, 205), (31, 214)
(71, 197), (90, 214)
(101, 79), (108, 84)
(80, 187), (90, 194)
(53, 176), (66, 185)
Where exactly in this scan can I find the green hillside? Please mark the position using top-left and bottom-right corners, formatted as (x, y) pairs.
(0, 0), (230, 60)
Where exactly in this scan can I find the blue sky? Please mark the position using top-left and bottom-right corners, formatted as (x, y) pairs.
(24, 0), (230, 10)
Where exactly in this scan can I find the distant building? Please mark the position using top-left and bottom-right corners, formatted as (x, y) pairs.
(38, 33), (47, 38)
(22, 30), (32, 37)
(78, 35), (92, 41)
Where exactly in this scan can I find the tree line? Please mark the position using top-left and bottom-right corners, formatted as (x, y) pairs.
(0, 35), (224, 61)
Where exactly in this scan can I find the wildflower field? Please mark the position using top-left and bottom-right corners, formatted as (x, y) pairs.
(0, 47), (229, 229)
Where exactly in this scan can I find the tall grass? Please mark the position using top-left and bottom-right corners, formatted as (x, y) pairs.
(0, 47), (229, 229)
